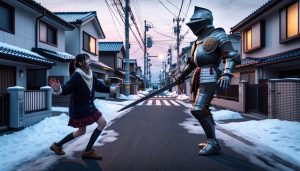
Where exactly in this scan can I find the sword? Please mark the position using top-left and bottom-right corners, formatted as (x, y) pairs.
(117, 77), (190, 112)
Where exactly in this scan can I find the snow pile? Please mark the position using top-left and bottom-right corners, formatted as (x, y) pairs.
(220, 119), (300, 166)
(212, 110), (243, 120)
(176, 94), (189, 101)
(118, 94), (141, 100)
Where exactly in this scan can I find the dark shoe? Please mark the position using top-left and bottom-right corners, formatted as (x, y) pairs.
(82, 149), (103, 160)
(50, 142), (65, 155)
(198, 139), (221, 156)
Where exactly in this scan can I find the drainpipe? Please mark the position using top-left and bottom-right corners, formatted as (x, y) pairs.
(35, 10), (45, 48)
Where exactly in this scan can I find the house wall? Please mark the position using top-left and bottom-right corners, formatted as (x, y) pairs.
(241, 1), (300, 59)
(99, 52), (115, 69)
(81, 19), (100, 61)
(65, 27), (80, 56)
(0, 1), (37, 51)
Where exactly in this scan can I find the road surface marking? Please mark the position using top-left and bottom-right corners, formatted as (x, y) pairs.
(162, 100), (170, 106)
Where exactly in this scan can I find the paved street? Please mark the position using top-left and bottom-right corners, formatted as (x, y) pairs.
(47, 95), (267, 171)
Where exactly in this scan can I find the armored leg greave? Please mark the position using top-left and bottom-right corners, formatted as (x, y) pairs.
(191, 83), (220, 155)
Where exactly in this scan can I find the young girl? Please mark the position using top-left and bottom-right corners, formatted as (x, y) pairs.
(49, 53), (119, 160)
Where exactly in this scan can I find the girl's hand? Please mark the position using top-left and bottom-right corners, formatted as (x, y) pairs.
(49, 78), (61, 92)
(111, 83), (120, 93)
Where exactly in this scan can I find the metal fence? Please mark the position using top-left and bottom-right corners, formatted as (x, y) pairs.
(215, 85), (239, 101)
(24, 90), (47, 114)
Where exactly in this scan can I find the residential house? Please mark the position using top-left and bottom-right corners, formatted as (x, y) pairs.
(128, 59), (141, 94)
(55, 11), (114, 99)
(212, 0), (300, 121)
(98, 42), (125, 94)
(0, 0), (74, 129)
(178, 44), (193, 96)
(54, 11), (113, 79)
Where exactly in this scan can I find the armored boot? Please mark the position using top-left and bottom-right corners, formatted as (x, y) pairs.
(199, 138), (220, 155)
(191, 110), (221, 155)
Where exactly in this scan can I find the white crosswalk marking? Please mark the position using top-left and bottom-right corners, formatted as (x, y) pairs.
(147, 100), (153, 105)
(156, 100), (161, 106)
(170, 100), (180, 106)
(162, 100), (170, 106)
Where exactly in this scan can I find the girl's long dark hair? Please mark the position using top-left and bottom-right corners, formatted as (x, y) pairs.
(69, 53), (90, 76)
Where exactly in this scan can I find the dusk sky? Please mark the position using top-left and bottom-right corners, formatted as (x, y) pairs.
(35, 0), (268, 83)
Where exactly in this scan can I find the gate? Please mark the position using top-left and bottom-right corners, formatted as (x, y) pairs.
(0, 64), (16, 127)
(246, 83), (268, 115)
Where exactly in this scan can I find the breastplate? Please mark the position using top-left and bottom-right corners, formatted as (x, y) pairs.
(193, 37), (221, 67)
(193, 37), (222, 83)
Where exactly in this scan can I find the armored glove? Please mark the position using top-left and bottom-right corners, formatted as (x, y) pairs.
(217, 73), (232, 89)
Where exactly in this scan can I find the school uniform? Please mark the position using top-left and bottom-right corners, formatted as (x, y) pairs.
(56, 68), (110, 128)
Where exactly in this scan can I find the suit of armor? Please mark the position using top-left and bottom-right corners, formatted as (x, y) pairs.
(177, 7), (241, 155)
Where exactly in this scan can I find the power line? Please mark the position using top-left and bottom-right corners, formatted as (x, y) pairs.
(104, 0), (122, 40)
(158, 0), (176, 17)
(151, 29), (176, 39)
(166, 0), (178, 10)
(178, 0), (184, 17)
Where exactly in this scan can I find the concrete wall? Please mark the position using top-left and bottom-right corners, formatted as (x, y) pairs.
(211, 81), (247, 113)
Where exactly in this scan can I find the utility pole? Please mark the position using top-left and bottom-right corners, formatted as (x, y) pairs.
(143, 21), (153, 90)
(164, 62), (167, 86)
(173, 17), (184, 75)
(173, 17), (184, 93)
(143, 20), (147, 90)
(124, 0), (130, 96)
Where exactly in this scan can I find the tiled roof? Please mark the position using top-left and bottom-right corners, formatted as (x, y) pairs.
(90, 60), (114, 72)
(18, 0), (74, 30)
(0, 42), (54, 66)
(32, 48), (74, 62)
(231, 0), (281, 32)
(99, 42), (124, 52)
(54, 11), (105, 39)
(54, 11), (95, 23)
(237, 49), (300, 68)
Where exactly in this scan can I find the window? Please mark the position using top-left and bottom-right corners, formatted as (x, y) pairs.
(0, 1), (14, 34)
(83, 32), (96, 54)
(117, 57), (123, 69)
(280, 1), (300, 42)
(244, 21), (264, 52)
(39, 21), (57, 46)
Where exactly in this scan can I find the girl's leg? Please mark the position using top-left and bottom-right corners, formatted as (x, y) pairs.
(57, 127), (86, 147)
(51, 127), (86, 155)
(84, 116), (107, 152)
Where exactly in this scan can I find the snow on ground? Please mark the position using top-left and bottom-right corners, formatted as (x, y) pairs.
(179, 102), (300, 170)
(176, 93), (189, 101)
(118, 94), (141, 100)
(1, 91), (299, 171)
(0, 94), (141, 171)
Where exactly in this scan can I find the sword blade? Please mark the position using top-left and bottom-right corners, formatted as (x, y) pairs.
(117, 82), (177, 112)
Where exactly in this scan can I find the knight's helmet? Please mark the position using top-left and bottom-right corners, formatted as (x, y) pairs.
(186, 6), (213, 36)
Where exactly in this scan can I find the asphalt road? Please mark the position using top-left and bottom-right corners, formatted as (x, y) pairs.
(48, 96), (266, 171)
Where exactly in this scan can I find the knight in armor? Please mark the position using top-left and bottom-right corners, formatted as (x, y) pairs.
(177, 6), (241, 155)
